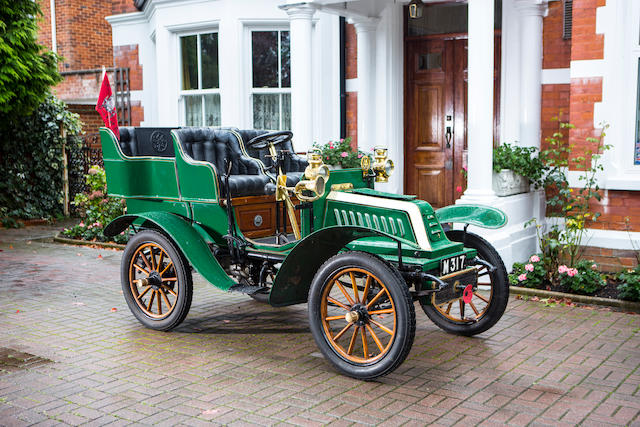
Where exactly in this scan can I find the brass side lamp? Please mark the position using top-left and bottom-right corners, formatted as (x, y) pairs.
(276, 150), (331, 240)
(361, 147), (394, 183)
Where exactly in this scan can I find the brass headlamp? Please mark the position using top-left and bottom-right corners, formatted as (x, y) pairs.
(361, 147), (394, 183)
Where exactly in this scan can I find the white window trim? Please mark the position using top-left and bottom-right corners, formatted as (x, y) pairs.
(596, 0), (640, 190)
(243, 24), (291, 130)
(177, 29), (221, 127)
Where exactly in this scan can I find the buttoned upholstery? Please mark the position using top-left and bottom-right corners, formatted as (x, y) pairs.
(174, 127), (273, 197)
(235, 129), (309, 187)
(118, 127), (176, 157)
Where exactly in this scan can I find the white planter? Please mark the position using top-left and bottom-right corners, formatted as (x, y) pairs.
(492, 169), (530, 197)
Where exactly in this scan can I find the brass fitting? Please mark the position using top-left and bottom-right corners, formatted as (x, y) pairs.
(371, 147), (394, 183)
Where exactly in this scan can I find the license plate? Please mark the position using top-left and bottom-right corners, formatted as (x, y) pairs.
(440, 254), (466, 276)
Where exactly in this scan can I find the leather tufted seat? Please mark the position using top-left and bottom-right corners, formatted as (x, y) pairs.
(235, 129), (309, 187)
(174, 127), (273, 198)
(118, 127), (176, 157)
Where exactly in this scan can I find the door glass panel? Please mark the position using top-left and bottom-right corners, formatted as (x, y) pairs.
(181, 35), (198, 90)
(204, 94), (221, 126)
(418, 52), (442, 70)
(184, 95), (202, 126)
(407, 0), (502, 37)
(252, 31), (278, 88)
(201, 33), (219, 89)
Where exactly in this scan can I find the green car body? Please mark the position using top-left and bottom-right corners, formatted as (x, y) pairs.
(100, 127), (506, 307)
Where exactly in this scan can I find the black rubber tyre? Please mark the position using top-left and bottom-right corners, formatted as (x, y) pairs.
(121, 230), (193, 331)
(308, 251), (416, 380)
(420, 230), (509, 336)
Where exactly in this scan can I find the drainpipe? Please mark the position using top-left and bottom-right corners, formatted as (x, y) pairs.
(50, 0), (57, 53)
(339, 16), (346, 139)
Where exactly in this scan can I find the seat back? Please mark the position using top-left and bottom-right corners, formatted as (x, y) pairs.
(118, 127), (177, 157)
(174, 127), (263, 176)
(235, 129), (308, 174)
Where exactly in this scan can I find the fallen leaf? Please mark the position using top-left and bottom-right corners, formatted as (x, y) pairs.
(223, 320), (231, 323)
(97, 254), (103, 259)
(110, 307), (117, 312)
(515, 295), (523, 300)
(77, 253), (82, 256)
(26, 241), (31, 245)
(201, 409), (219, 415)
(531, 296), (539, 302)
(15, 310), (20, 313)
(72, 302), (85, 306)
(9, 245), (13, 249)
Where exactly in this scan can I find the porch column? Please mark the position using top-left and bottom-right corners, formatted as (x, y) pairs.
(515, 0), (547, 149)
(282, 4), (315, 151)
(461, 0), (496, 202)
(353, 19), (377, 153)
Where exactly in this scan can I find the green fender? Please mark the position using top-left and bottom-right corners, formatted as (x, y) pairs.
(269, 225), (403, 307)
(435, 205), (507, 229)
(104, 212), (236, 291)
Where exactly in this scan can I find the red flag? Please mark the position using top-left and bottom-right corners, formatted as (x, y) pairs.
(96, 73), (120, 139)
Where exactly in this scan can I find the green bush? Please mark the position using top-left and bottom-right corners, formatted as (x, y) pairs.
(0, 94), (82, 224)
(617, 266), (640, 301)
(557, 260), (605, 295)
(509, 254), (547, 288)
(493, 143), (547, 188)
(313, 137), (367, 168)
(61, 166), (127, 244)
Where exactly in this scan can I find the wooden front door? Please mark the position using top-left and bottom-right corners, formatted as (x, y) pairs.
(404, 38), (467, 208)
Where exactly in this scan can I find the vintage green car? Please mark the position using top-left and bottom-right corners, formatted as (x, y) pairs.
(101, 126), (508, 379)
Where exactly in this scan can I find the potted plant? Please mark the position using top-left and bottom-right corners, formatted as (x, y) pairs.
(492, 143), (546, 197)
(312, 137), (367, 169)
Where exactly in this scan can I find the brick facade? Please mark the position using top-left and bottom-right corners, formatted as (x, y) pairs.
(345, 92), (357, 149)
(542, 0), (571, 69)
(36, 1), (145, 132)
(345, 23), (357, 80)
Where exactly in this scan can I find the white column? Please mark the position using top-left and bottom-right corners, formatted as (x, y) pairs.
(460, 0), (496, 202)
(282, 4), (315, 151)
(515, 0), (547, 149)
(353, 19), (378, 153)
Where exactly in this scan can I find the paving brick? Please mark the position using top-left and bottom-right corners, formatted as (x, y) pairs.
(0, 226), (639, 426)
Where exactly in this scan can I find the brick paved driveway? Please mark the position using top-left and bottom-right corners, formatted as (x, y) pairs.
(0, 225), (639, 426)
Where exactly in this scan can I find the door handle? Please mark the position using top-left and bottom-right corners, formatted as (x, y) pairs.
(444, 114), (453, 149)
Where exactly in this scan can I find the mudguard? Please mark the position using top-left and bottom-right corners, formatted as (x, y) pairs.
(104, 212), (236, 290)
(269, 225), (404, 307)
(435, 205), (507, 229)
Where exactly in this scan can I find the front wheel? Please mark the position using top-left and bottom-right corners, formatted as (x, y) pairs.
(420, 230), (509, 336)
(121, 230), (193, 331)
(308, 252), (415, 380)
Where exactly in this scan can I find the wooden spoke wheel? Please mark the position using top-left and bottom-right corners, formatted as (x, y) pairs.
(308, 252), (415, 380)
(121, 230), (193, 331)
(421, 230), (509, 336)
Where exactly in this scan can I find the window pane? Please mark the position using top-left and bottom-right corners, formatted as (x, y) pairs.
(253, 94), (280, 129)
(282, 93), (291, 130)
(252, 31), (278, 88)
(204, 94), (221, 126)
(181, 35), (198, 90)
(201, 33), (219, 89)
(280, 31), (291, 88)
(184, 95), (202, 126)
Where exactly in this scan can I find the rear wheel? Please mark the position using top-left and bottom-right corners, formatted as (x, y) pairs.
(121, 230), (193, 331)
(420, 230), (508, 336)
(308, 252), (415, 380)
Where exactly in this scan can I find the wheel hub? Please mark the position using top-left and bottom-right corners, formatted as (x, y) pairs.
(345, 304), (369, 326)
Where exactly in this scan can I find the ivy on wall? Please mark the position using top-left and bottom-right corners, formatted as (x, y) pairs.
(0, 94), (83, 223)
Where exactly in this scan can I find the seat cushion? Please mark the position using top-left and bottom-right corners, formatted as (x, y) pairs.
(225, 175), (273, 198)
(118, 127), (176, 157)
(236, 129), (308, 175)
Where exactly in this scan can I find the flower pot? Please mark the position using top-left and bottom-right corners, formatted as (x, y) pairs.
(492, 169), (530, 197)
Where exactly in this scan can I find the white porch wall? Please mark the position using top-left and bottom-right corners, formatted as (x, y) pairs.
(107, 0), (341, 151)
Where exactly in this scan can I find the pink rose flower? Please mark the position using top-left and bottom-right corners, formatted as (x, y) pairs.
(518, 273), (527, 282)
(558, 265), (568, 274)
(329, 143), (334, 149)
(525, 264), (534, 272)
(357, 154), (363, 158)
(79, 222), (84, 227)
(567, 268), (578, 277)
(591, 263), (598, 270)
(530, 255), (540, 263)
(340, 152), (348, 158)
